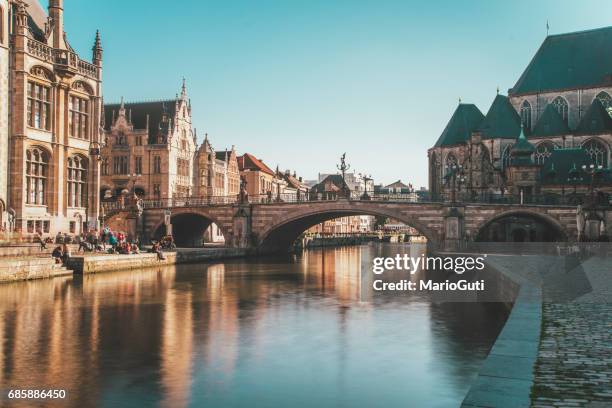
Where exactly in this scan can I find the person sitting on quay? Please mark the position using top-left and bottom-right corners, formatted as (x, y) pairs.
(51, 245), (63, 264)
(61, 243), (71, 264)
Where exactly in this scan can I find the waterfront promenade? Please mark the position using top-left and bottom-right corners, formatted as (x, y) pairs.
(462, 251), (612, 408)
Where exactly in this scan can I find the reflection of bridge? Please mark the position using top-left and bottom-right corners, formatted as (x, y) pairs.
(103, 194), (610, 252)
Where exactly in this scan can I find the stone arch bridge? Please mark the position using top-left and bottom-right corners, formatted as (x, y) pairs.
(103, 198), (603, 253)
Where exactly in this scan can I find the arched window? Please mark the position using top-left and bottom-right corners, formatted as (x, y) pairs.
(595, 91), (612, 118)
(582, 139), (608, 167)
(67, 156), (88, 207)
(26, 147), (49, 205)
(551, 96), (569, 125)
(520, 100), (532, 129)
(502, 144), (513, 169)
(443, 153), (458, 184)
(534, 142), (555, 165)
(101, 158), (109, 176)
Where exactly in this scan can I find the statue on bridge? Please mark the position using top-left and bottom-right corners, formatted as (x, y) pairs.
(238, 176), (249, 204)
(337, 153), (351, 198)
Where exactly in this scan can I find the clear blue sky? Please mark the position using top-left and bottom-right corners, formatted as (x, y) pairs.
(51, 0), (611, 187)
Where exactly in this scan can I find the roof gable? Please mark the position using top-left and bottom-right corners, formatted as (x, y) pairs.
(478, 94), (522, 139)
(311, 174), (348, 193)
(238, 153), (275, 176)
(575, 99), (612, 135)
(511, 26), (612, 95)
(434, 104), (485, 147)
(532, 104), (571, 137)
(105, 100), (177, 143)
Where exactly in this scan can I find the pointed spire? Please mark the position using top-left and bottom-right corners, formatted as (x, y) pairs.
(181, 77), (187, 99)
(93, 29), (103, 66)
(518, 122), (526, 141)
(496, 85), (499, 95)
(118, 97), (126, 118)
(458, 97), (462, 104)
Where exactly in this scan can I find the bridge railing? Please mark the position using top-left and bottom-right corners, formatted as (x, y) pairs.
(101, 192), (609, 211)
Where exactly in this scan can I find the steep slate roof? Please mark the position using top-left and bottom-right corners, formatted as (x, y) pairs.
(434, 104), (485, 147)
(237, 153), (275, 176)
(478, 94), (522, 139)
(540, 148), (594, 185)
(575, 99), (612, 135)
(215, 151), (229, 161)
(104, 100), (176, 143)
(511, 26), (612, 95)
(532, 104), (571, 137)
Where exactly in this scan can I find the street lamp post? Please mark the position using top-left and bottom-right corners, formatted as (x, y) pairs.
(581, 163), (604, 205)
(360, 174), (372, 200)
(445, 164), (466, 204)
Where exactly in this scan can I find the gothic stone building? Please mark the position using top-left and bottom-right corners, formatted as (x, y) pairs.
(193, 135), (240, 200)
(101, 81), (196, 203)
(3, 0), (103, 236)
(429, 26), (612, 203)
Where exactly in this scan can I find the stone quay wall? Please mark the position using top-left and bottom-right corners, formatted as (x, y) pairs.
(66, 247), (252, 275)
(0, 257), (72, 283)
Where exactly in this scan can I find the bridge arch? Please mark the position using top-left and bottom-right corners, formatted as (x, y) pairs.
(256, 204), (440, 252)
(474, 209), (569, 242)
(151, 209), (231, 247)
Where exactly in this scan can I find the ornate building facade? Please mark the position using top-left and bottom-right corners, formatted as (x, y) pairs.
(101, 81), (196, 203)
(5, 0), (103, 236)
(193, 135), (240, 199)
(429, 27), (612, 202)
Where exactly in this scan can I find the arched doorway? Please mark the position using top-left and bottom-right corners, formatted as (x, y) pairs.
(153, 212), (227, 248)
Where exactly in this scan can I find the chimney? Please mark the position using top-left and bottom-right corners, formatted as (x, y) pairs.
(48, 0), (64, 49)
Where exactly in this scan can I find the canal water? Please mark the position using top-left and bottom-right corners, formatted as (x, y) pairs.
(0, 244), (509, 408)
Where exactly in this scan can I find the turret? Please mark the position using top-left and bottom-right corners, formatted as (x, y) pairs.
(48, 0), (64, 49)
(510, 124), (536, 166)
(92, 30), (103, 66)
(14, 1), (29, 33)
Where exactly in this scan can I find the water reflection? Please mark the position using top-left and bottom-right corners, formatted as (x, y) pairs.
(0, 244), (509, 408)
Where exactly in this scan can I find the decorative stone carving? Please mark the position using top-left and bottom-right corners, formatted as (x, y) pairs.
(30, 66), (54, 81)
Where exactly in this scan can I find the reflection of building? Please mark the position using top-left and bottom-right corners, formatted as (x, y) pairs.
(4, 0), (103, 236)
(101, 81), (196, 202)
(429, 27), (612, 201)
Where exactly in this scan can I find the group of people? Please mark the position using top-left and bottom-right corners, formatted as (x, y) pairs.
(51, 243), (71, 264)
